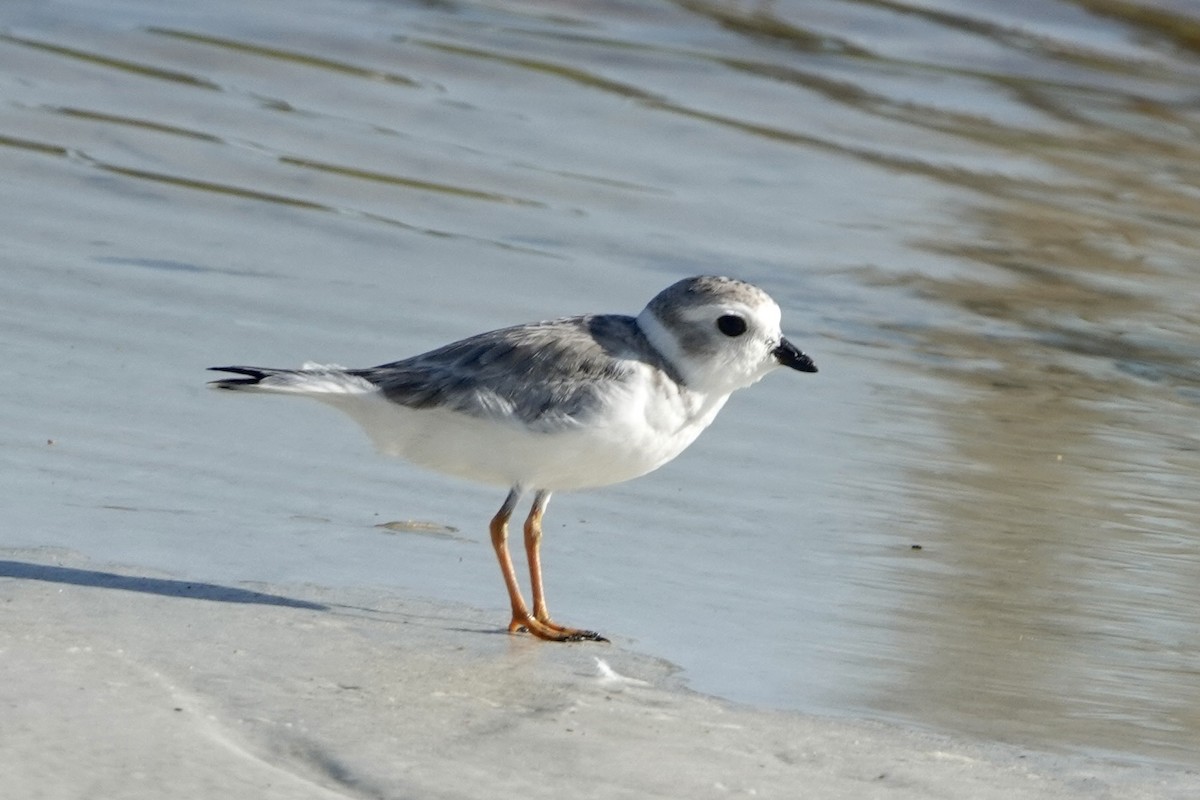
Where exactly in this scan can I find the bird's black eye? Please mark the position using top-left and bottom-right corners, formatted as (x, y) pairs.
(716, 314), (747, 337)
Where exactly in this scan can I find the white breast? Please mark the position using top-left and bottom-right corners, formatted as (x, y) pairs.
(318, 363), (729, 492)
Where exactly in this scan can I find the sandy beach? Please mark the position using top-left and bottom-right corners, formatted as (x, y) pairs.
(5, 0), (1200, 792)
(2, 548), (1194, 799)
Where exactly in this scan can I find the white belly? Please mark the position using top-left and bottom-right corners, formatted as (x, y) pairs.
(319, 378), (728, 491)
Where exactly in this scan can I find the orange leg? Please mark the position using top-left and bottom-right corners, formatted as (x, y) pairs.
(523, 491), (606, 641)
(487, 489), (606, 643)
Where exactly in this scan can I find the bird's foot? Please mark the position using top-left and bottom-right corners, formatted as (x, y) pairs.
(508, 614), (608, 643)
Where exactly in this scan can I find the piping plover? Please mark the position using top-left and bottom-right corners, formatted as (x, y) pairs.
(210, 275), (816, 641)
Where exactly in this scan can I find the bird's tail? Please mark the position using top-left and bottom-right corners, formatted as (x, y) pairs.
(207, 363), (376, 395)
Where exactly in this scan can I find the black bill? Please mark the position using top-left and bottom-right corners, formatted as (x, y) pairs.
(773, 337), (817, 373)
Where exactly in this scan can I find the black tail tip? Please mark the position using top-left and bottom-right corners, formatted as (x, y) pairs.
(207, 366), (269, 388)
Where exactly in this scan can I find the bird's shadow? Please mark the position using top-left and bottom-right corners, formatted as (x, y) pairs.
(0, 560), (328, 611)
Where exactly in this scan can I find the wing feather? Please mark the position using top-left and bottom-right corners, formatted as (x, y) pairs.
(351, 314), (660, 431)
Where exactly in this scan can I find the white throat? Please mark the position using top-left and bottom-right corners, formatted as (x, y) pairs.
(636, 306), (695, 386)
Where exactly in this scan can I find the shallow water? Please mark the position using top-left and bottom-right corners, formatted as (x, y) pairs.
(3, 0), (1200, 769)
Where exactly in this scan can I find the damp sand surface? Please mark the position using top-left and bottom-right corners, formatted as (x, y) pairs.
(2, 550), (1195, 799)
(3, 0), (1200, 791)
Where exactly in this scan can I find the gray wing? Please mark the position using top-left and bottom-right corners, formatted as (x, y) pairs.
(351, 314), (671, 431)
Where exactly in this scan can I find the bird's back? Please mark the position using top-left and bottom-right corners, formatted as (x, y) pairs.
(352, 314), (678, 433)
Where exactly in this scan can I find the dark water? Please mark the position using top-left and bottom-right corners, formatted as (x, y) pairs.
(3, 0), (1199, 769)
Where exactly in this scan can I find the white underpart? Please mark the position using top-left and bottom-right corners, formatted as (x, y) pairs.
(312, 359), (727, 491)
(228, 288), (789, 492)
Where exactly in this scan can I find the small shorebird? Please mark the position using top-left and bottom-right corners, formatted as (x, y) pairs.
(210, 275), (816, 641)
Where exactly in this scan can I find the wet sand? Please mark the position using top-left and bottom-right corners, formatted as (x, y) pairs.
(3, 549), (1194, 799)
(5, 0), (1200, 781)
